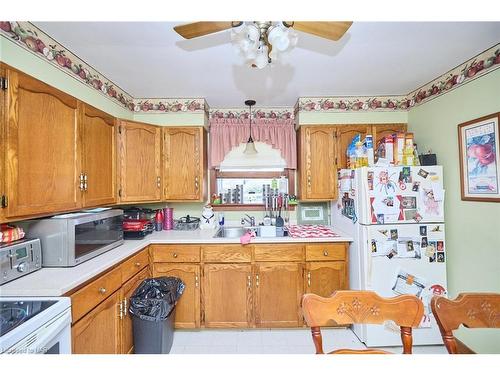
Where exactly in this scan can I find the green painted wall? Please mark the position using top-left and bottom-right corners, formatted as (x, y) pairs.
(0, 35), (132, 119)
(408, 69), (500, 354)
(132, 113), (205, 126)
(298, 110), (408, 125)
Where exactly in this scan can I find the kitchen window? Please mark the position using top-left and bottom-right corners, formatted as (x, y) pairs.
(210, 169), (295, 211)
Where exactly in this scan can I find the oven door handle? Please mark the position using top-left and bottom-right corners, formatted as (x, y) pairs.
(10, 310), (72, 354)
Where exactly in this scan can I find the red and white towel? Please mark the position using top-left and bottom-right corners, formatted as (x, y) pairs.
(286, 225), (340, 238)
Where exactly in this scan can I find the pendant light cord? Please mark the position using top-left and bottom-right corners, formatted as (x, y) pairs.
(249, 103), (253, 141)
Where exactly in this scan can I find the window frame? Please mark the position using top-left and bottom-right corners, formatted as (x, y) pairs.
(209, 168), (295, 211)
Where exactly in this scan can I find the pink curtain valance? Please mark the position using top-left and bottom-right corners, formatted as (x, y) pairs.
(209, 118), (297, 169)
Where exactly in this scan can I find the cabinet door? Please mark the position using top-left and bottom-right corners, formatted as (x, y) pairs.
(305, 261), (347, 297)
(121, 266), (150, 354)
(153, 263), (201, 328)
(5, 69), (81, 217)
(118, 120), (161, 202)
(254, 263), (303, 328)
(203, 264), (252, 328)
(336, 124), (372, 170)
(163, 127), (205, 201)
(372, 123), (407, 145)
(300, 126), (337, 200)
(72, 290), (122, 354)
(81, 103), (116, 207)
(0, 65), (6, 223)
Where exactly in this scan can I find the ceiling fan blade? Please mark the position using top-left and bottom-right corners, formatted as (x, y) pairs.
(289, 21), (353, 41)
(173, 22), (236, 39)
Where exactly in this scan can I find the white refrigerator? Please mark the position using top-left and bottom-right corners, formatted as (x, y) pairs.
(332, 166), (448, 347)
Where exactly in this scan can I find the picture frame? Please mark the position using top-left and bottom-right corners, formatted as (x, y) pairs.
(458, 112), (500, 202)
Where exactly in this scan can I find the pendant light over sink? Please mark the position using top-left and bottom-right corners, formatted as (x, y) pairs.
(243, 99), (257, 155)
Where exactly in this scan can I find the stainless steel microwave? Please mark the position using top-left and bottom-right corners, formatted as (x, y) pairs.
(18, 209), (124, 267)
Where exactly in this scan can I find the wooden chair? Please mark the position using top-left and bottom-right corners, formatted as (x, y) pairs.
(301, 291), (424, 354)
(430, 293), (500, 354)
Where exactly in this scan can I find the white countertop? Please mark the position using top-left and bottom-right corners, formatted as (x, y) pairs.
(0, 227), (352, 297)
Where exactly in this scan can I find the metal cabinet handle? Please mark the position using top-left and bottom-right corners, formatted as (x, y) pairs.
(98, 287), (106, 294)
(172, 253), (178, 258)
(79, 173), (85, 191)
(307, 175), (312, 186)
(247, 275), (252, 288)
(123, 298), (128, 316)
(195, 274), (199, 288)
(157, 176), (161, 188)
(323, 250), (329, 256)
(194, 176), (199, 190)
(118, 300), (123, 320)
(134, 262), (141, 267)
(84, 174), (88, 191)
(307, 272), (311, 287)
(256, 274), (259, 287)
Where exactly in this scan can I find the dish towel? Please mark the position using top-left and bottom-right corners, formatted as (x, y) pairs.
(286, 225), (340, 238)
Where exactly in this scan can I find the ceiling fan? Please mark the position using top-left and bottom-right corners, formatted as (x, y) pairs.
(173, 21), (352, 68)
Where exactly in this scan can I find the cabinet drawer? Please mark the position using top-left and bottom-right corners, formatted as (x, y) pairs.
(254, 244), (304, 262)
(121, 248), (149, 283)
(305, 243), (347, 261)
(150, 245), (200, 263)
(71, 266), (122, 322)
(202, 245), (252, 263)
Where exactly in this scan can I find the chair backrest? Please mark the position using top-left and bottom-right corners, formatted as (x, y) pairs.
(430, 293), (500, 353)
(301, 291), (424, 354)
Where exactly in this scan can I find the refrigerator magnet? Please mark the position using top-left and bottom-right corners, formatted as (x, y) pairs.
(421, 236), (428, 248)
(390, 229), (398, 240)
(437, 252), (445, 262)
(376, 214), (385, 224)
(371, 240), (377, 253)
(413, 212), (423, 222)
(392, 269), (426, 297)
(403, 209), (417, 220)
(419, 225), (427, 236)
(412, 181), (420, 192)
(437, 241), (444, 252)
(418, 168), (429, 178)
(401, 196), (417, 209)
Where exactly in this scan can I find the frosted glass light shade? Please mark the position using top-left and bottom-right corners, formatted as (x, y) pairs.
(243, 139), (258, 154)
(247, 24), (260, 42)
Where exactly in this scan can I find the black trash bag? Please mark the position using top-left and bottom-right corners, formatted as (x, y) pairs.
(129, 277), (185, 322)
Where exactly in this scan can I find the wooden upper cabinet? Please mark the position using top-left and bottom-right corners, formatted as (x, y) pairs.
(298, 126), (337, 201)
(336, 124), (373, 170)
(118, 120), (161, 202)
(372, 123), (407, 145)
(253, 262), (303, 328)
(5, 68), (81, 218)
(163, 127), (206, 201)
(203, 263), (253, 328)
(81, 103), (116, 207)
(0, 66), (6, 223)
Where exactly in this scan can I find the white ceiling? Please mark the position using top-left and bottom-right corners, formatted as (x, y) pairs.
(34, 22), (500, 107)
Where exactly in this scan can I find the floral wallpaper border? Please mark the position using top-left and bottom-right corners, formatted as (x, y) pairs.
(133, 98), (206, 113)
(1, 21), (498, 114)
(0, 21), (136, 111)
(0, 21), (206, 114)
(210, 107), (294, 120)
(299, 44), (500, 113)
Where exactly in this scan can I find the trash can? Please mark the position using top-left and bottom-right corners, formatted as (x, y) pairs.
(129, 277), (185, 354)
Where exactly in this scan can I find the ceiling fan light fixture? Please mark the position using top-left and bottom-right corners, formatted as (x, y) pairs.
(243, 99), (258, 155)
(246, 23), (260, 42)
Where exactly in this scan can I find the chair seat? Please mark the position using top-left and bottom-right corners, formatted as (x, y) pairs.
(329, 348), (392, 354)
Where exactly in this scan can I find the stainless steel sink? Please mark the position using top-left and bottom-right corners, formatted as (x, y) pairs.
(213, 226), (260, 238)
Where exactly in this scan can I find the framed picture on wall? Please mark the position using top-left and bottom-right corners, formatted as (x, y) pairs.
(458, 112), (500, 202)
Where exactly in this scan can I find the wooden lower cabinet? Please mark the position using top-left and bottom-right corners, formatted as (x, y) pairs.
(121, 266), (151, 354)
(305, 261), (347, 297)
(72, 290), (122, 354)
(203, 263), (253, 328)
(153, 263), (201, 328)
(254, 262), (303, 327)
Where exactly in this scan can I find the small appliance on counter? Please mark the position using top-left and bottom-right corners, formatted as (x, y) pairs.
(174, 215), (200, 231)
(122, 219), (154, 239)
(0, 238), (42, 285)
(18, 209), (124, 267)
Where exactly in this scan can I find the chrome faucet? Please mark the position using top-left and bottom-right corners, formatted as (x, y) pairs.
(241, 214), (255, 227)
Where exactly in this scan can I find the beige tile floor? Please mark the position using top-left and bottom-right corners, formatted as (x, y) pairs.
(169, 328), (448, 354)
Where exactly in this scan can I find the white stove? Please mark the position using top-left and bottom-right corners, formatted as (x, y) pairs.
(0, 297), (71, 354)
